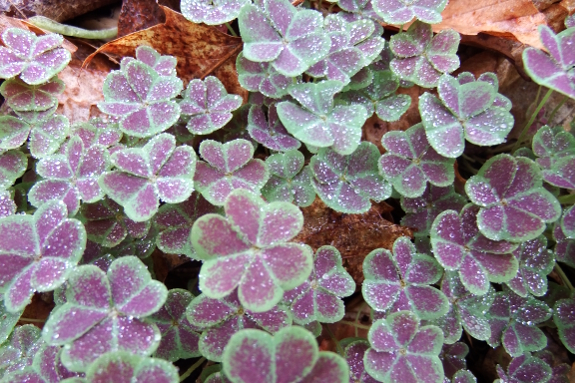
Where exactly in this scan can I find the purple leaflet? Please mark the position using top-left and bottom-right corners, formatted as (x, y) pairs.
(180, 76), (243, 135)
(80, 351), (178, 383)
(0, 115), (30, 151)
(554, 221), (575, 268)
(238, 0), (331, 76)
(419, 73), (514, 158)
(191, 189), (313, 312)
(222, 327), (349, 383)
(148, 289), (201, 362)
(523, 26), (575, 99)
(364, 311), (444, 383)
(504, 236), (554, 297)
(343, 339), (379, 383)
(98, 59), (183, 137)
(41, 256), (168, 372)
(535, 350), (571, 383)
(338, 69), (411, 122)
(0, 76), (64, 113)
(0, 299), (21, 344)
(28, 114), (70, 158)
(464, 154), (561, 242)
(0, 149), (27, 190)
(126, 46), (178, 77)
(283, 246), (355, 324)
(0, 201), (86, 312)
(262, 150), (315, 207)
(0, 325), (43, 377)
(389, 21), (460, 88)
(430, 204), (519, 295)
(182, 0), (249, 25)
(277, 81), (369, 155)
(154, 192), (218, 258)
(71, 118), (122, 149)
(247, 104), (301, 152)
(567, 13), (575, 28)
(310, 142), (391, 214)
(29, 136), (109, 215)
(338, 0), (385, 24)
(194, 139), (269, 206)
(400, 185), (467, 237)
(495, 354), (553, 383)
(439, 342), (468, 380)
(236, 54), (294, 99)
(486, 289), (552, 357)
(554, 297), (575, 354)
(80, 198), (151, 248)
(379, 123), (455, 198)
(362, 236), (448, 320)
(531, 126), (575, 189)
(0, 28), (71, 85)
(372, 0), (448, 24)
(99, 133), (197, 222)
(186, 290), (291, 361)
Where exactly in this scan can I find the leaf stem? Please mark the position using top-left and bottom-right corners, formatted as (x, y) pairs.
(557, 194), (575, 205)
(18, 317), (46, 323)
(554, 262), (575, 292)
(324, 325), (344, 356)
(512, 88), (554, 153)
(179, 357), (205, 382)
(339, 320), (372, 330)
(548, 95), (568, 123)
(225, 23), (238, 37)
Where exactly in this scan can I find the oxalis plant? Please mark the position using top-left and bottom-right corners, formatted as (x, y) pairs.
(0, 0), (574, 382)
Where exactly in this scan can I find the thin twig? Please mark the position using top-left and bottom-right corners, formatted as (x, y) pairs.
(324, 325), (345, 356)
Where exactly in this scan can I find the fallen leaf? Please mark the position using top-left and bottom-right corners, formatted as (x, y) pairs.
(85, 6), (247, 99)
(117, 0), (165, 37)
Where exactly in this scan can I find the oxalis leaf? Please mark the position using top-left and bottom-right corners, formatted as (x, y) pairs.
(464, 154), (561, 242)
(262, 150), (315, 207)
(191, 189), (313, 312)
(186, 290), (291, 362)
(342, 339), (379, 383)
(194, 139), (268, 206)
(310, 142), (391, 214)
(41, 256), (168, 372)
(99, 133), (197, 222)
(180, 76), (243, 135)
(236, 53), (295, 99)
(364, 311), (445, 383)
(0, 325), (42, 377)
(182, 0), (249, 25)
(379, 123), (455, 198)
(419, 73), (514, 158)
(554, 297), (575, 354)
(283, 246), (355, 324)
(389, 21), (460, 88)
(494, 354), (552, 383)
(247, 104), (301, 152)
(0, 28), (71, 85)
(0, 76), (65, 113)
(372, 0), (448, 25)
(71, 118), (122, 149)
(222, 327), (349, 383)
(98, 49), (183, 138)
(238, 0), (331, 76)
(362, 237), (448, 320)
(0, 201), (86, 312)
(338, 0), (385, 24)
(439, 342), (469, 380)
(531, 125), (575, 189)
(0, 149), (27, 190)
(277, 81), (369, 155)
(430, 204), (519, 295)
(523, 25), (575, 100)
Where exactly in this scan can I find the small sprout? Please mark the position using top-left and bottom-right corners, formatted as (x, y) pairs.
(99, 133), (197, 222)
(191, 189), (313, 312)
(182, 0), (249, 25)
(0, 76), (65, 112)
(419, 73), (514, 158)
(464, 154), (561, 242)
(277, 81), (369, 155)
(154, 193), (218, 258)
(247, 104), (301, 152)
(310, 142), (391, 214)
(80, 198), (151, 248)
(523, 26), (575, 100)
(42, 256), (168, 371)
(236, 53), (294, 98)
(127, 46), (178, 77)
(148, 289), (201, 362)
(554, 297), (575, 354)
(238, 0), (331, 76)
(180, 76), (243, 135)
(364, 311), (444, 383)
(29, 136), (109, 215)
(343, 339), (379, 383)
(486, 289), (552, 357)
(362, 237), (449, 320)
(283, 246), (355, 324)
(71, 118), (122, 148)
(186, 291), (291, 361)
(505, 236), (554, 297)
(108, 229), (158, 259)
(222, 327), (349, 383)
(430, 204), (519, 295)
(379, 123), (455, 198)
(262, 150), (315, 207)
(338, 69), (411, 122)
(400, 185), (467, 237)
(389, 21), (460, 88)
(0, 201), (86, 312)
(440, 343), (469, 380)
(0, 28), (71, 85)
(0, 150), (27, 190)
(372, 0), (448, 25)
(494, 354), (553, 383)
(98, 58), (183, 137)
